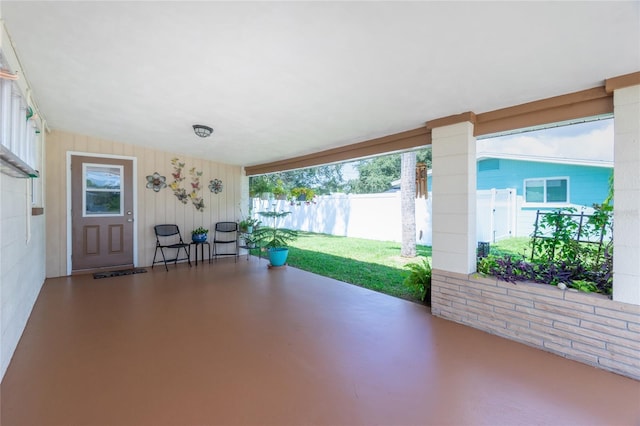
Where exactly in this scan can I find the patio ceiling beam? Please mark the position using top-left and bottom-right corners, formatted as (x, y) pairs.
(473, 86), (613, 137)
(605, 71), (640, 93)
(244, 126), (431, 176)
(426, 86), (614, 137)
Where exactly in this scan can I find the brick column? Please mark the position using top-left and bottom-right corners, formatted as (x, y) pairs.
(613, 84), (640, 305)
(431, 121), (476, 274)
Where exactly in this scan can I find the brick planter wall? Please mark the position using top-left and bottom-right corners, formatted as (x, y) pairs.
(431, 269), (640, 380)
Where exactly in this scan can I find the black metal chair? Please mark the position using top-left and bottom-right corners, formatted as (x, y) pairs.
(213, 221), (239, 262)
(152, 224), (192, 271)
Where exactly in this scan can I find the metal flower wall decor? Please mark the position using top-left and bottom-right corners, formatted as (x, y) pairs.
(209, 179), (223, 194)
(145, 172), (167, 192)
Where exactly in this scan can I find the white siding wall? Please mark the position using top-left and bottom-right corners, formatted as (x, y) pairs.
(0, 175), (46, 378)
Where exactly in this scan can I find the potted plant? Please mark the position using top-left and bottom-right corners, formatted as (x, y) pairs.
(249, 176), (274, 200)
(191, 226), (209, 243)
(289, 187), (316, 205)
(242, 233), (257, 249)
(252, 209), (298, 267)
(239, 216), (261, 233)
(272, 179), (288, 200)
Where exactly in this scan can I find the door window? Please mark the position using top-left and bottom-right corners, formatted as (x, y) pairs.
(83, 164), (123, 216)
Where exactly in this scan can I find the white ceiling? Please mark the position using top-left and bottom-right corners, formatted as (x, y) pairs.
(1, 1), (638, 168)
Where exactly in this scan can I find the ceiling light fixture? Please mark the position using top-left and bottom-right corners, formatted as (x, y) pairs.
(193, 124), (213, 138)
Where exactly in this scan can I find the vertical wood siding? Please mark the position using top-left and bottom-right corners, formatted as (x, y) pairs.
(45, 130), (242, 277)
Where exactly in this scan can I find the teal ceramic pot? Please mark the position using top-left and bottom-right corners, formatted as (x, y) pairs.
(268, 247), (289, 267)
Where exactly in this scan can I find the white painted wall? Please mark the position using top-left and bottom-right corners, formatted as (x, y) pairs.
(0, 175), (46, 379)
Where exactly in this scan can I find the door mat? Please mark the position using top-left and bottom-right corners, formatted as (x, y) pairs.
(93, 268), (147, 279)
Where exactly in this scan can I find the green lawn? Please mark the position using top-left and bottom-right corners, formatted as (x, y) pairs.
(256, 232), (531, 304)
(489, 237), (531, 258)
(284, 232), (431, 303)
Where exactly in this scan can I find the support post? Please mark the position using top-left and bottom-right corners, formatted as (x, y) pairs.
(431, 121), (477, 274)
(612, 84), (640, 305)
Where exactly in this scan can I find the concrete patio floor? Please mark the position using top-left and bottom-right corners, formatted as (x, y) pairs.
(2, 257), (639, 425)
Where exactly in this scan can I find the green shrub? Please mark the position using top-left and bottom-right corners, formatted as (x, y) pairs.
(570, 280), (598, 293)
(477, 255), (499, 275)
(480, 202), (614, 295)
(403, 258), (432, 304)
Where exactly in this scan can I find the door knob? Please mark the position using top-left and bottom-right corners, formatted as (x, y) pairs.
(127, 219), (134, 222)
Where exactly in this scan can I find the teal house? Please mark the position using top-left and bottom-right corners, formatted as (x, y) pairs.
(474, 153), (613, 240)
(476, 153), (612, 209)
(413, 153), (613, 242)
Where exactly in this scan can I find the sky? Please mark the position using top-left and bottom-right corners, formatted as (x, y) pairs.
(477, 117), (614, 162)
(340, 117), (614, 180)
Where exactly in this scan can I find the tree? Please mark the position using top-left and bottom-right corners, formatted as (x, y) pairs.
(349, 154), (401, 194)
(400, 151), (417, 257)
(349, 148), (431, 194)
(249, 164), (345, 196)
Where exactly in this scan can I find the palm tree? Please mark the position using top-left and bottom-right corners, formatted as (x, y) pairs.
(400, 151), (417, 257)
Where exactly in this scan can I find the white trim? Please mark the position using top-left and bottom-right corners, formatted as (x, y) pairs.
(476, 152), (613, 168)
(522, 202), (573, 210)
(66, 151), (138, 275)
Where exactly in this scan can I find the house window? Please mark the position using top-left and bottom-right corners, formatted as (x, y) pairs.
(524, 177), (569, 204)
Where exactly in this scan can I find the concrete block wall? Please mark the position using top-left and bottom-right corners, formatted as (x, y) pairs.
(431, 270), (640, 380)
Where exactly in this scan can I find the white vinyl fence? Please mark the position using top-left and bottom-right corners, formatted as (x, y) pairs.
(251, 188), (517, 246)
(476, 188), (518, 243)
